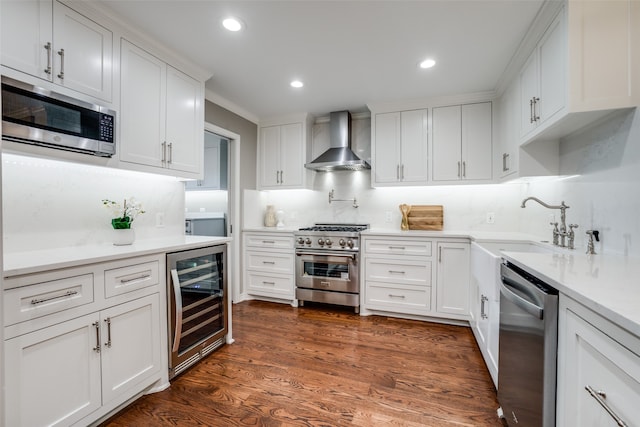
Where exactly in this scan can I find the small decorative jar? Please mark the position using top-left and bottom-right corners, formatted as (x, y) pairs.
(264, 205), (277, 227)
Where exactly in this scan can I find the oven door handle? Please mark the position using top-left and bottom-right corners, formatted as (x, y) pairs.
(170, 268), (184, 353)
(296, 251), (356, 260)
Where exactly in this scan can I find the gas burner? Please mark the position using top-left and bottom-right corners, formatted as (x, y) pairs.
(295, 224), (369, 251)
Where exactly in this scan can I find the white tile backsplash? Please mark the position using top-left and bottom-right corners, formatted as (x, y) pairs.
(2, 154), (185, 253)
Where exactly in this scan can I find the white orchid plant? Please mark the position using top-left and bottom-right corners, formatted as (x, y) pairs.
(102, 197), (145, 229)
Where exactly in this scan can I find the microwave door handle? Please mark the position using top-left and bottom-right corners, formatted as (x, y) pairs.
(500, 279), (544, 319)
(170, 268), (183, 353)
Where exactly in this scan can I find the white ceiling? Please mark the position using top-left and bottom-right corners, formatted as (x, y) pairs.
(98, 0), (544, 121)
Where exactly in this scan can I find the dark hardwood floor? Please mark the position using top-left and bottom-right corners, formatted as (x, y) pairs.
(102, 301), (502, 426)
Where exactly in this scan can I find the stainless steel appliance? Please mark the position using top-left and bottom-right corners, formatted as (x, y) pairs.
(167, 245), (227, 378)
(185, 216), (227, 237)
(295, 224), (368, 313)
(498, 261), (559, 426)
(1, 76), (115, 156)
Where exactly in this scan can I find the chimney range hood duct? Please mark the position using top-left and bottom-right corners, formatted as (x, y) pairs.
(305, 111), (370, 172)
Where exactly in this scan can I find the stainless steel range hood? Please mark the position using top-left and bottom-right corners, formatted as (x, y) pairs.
(305, 111), (370, 172)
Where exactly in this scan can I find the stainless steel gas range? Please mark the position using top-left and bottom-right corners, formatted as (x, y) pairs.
(295, 224), (369, 313)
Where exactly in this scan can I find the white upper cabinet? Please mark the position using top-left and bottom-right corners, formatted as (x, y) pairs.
(1, 0), (113, 102)
(519, 2), (640, 144)
(258, 115), (311, 190)
(120, 39), (203, 178)
(432, 102), (492, 182)
(372, 109), (428, 186)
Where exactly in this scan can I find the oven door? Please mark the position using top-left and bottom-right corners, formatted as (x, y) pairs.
(295, 251), (359, 293)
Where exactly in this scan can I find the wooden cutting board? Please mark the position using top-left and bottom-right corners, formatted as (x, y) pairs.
(407, 205), (443, 230)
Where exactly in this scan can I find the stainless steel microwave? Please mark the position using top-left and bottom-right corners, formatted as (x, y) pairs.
(1, 76), (115, 157)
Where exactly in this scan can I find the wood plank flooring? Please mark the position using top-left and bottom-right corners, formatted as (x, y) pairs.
(101, 301), (503, 426)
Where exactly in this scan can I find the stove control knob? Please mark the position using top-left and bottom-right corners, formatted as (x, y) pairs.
(347, 239), (354, 249)
(318, 238), (325, 246)
(339, 239), (346, 247)
(325, 238), (333, 246)
(305, 238), (312, 245)
(297, 238), (305, 245)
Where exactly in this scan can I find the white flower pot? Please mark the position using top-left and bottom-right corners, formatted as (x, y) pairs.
(113, 228), (135, 246)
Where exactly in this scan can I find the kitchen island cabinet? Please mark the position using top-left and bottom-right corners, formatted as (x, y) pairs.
(120, 39), (204, 178)
(3, 254), (163, 427)
(557, 295), (640, 427)
(1, 0), (113, 102)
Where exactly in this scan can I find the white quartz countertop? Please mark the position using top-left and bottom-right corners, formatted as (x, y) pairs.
(4, 235), (231, 278)
(243, 226), (298, 233)
(363, 228), (547, 243)
(502, 251), (640, 337)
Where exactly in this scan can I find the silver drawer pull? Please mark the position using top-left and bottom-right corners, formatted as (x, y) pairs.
(31, 290), (78, 305)
(262, 240), (276, 244)
(388, 246), (406, 250)
(104, 317), (112, 348)
(120, 274), (152, 284)
(262, 261), (276, 264)
(388, 294), (406, 299)
(388, 270), (406, 274)
(92, 321), (101, 353)
(262, 281), (275, 285)
(585, 386), (628, 427)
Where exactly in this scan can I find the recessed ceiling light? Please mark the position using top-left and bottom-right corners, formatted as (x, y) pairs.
(290, 80), (304, 88)
(419, 58), (436, 69)
(222, 17), (243, 32)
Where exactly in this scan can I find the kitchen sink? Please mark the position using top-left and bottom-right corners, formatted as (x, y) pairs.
(476, 241), (557, 257)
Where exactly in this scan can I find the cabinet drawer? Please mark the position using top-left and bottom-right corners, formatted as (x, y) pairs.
(365, 282), (431, 314)
(244, 233), (294, 250)
(4, 274), (94, 326)
(246, 251), (294, 274)
(105, 260), (159, 298)
(246, 272), (294, 298)
(365, 258), (432, 286)
(365, 238), (432, 256)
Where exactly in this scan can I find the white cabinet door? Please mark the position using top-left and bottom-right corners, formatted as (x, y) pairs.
(520, 52), (539, 138)
(165, 65), (202, 174)
(558, 302), (640, 427)
(461, 102), (492, 180)
(120, 39), (165, 168)
(52, 1), (113, 101)
(259, 125), (281, 188)
(537, 11), (565, 125)
(1, 0), (52, 81)
(496, 79), (520, 178)
(4, 313), (102, 427)
(400, 109), (428, 183)
(373, 112), (402, 184)
(100, 294), (161, 405)
(279, 123), (304, 188)
(436, 242), (470, 317)
(432, 105), (462, 181)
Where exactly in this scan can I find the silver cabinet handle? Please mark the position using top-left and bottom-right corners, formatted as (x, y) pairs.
(104, 317), (112, 348)
(388, 294), (406, 299)
(167, 142), (173, 164)
(44, 42), (52, 75)
(161, 141), (167, 162)
(533, 97), (540, 122)
(262, 261), (275, 265)
(462, 161), (466, 178)
(57, 48), (65, 80)
(170, 268), (183, 353)
(262, 240), (276, 244)
(388, 270), (406, 274)
(585, 386), (627, 426)
(280, 170), (284, 184)
(401, 164), (405, 180)
(388, 246), (406, 250)
(457, 161), (461, 177)
(480, 294), (488, 319)
(276, 170), (280, 184)
(92, 321), (100, 353)
(502, 153), (510, 172)
(120, 274), (151, 284)
(529, 98), (534, 123)
(396, 164), (400, 180)
(438, 246), (442, 263)
(31, 290), (78, 305)
(262, 281), (275, 285)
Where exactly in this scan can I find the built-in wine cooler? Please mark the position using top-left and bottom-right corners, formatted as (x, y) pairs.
(167, 244), (227, 378)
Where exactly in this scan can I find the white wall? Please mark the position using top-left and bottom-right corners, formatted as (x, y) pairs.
(247, 108), (640, 257)
(2, 153), (186, 253)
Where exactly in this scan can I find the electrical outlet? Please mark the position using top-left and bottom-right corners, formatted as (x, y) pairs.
(156, 212), (165, 228)
(385, 211), (393, 223)
(486, 212), (495, 224)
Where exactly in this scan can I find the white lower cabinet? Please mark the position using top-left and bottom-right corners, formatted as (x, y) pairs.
(557, 295), (640, 427)
(362, 236), (470, 322)
(3, 255), (164, 427)
(243, 232), (295, 302)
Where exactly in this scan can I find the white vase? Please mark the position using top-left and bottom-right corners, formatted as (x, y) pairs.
(264, 205), (277, 227)
(113, 228), (135, 246)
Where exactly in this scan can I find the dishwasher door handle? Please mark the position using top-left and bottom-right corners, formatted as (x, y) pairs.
(500, 279), (544, 319)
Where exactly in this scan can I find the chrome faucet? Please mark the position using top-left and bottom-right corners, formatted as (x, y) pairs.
(521, 197), (572, 248)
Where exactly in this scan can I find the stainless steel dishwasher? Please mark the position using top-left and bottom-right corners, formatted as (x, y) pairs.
(498, 261), (559, 426)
